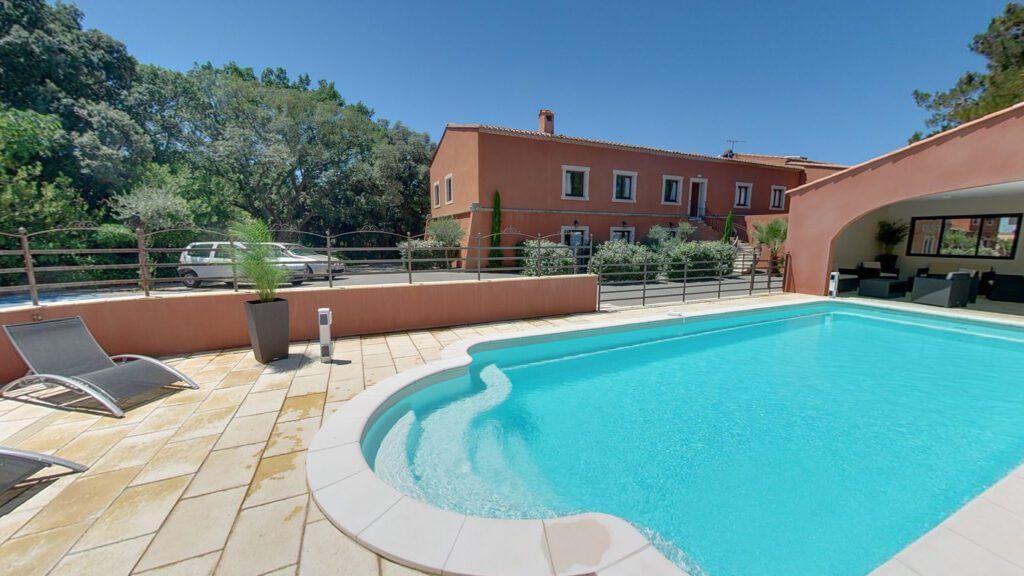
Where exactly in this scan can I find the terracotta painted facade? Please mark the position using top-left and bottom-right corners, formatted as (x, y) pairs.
(0, 276), (598, 383)
(429, 111), (844, 246)
(786, 101), (1024, 295)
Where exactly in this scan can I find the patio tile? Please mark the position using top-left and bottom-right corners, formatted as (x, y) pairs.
(984, 474), (1024, 517)
(944, 498), (1024, 566)
(220, 368), (265, 389)
(358, 496), (465, 573)
(264, 416), (319, 457)
(15, 419), (94, 453)
(314, 469), (402, 536)
(170, 406), (235, 442)
(544, 513), (649, 575)
(184, 443), (263, 498)
(444, 516), (553, 576)
(197, 385), (251, 412)
(87, 429), (175, 475)
(381, 559), (432, 576)
(0, 417), (36, 443)
(305, 494), (324, 524)
(363, 366), (396, 386)
(74, 474), (190, 551)
(132, 434), (217, 485)
(215, 411), (278, 450)
(326, 378), (363, 402)
(0, 507), (36, 542)
(87, 400), (160, 431)
(362, 353), (395, 369)
(251, 372), (294, 393)
(869, 559), (922, 576)
(18, 466), (140, 536)
(130, 403), (198, 436)
(897, 525), (1024, 576)
(134, 551), (220, 576)
(298, 520), (379, 576)
(245, 451), (307, 508)
(159, 385), (213, 407)
(279, 393), (326, 423)
(597, 546), (681, 576)
(51, 534), (152, 576)
(216, 494), (307, 576)
(54, 424), (132, 465)
(393, 356), (425, 372)
(288, 374), (329, 398)
(134, 486), (246, 572)
(0, 522), (89, 576)
(236, 389), (288, 417)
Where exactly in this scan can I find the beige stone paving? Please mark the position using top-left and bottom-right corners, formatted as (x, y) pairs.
(0, 294), (813, 575)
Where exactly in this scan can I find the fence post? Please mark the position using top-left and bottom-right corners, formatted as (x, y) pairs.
(475, 233), (482, 281)
(405, 234), (413, 284)
(782, 252), (791, 292)
(136, 227), (150, 297)
(748, 253), (756, 296)
(716, 259), (723, 299)
(325, 231), (334, 289)
(227, 234), (239, 292)
(17, 228), (39, 307)
(641, 261), (648, 307)
(596, 267), (602, 311)
(533, 234), (542, 277)
(767, 256), (774, 293)
(682, 262), (688, 302)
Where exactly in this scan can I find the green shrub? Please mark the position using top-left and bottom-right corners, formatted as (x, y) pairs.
(588, 240), (662, 282)
(644, 223), (693, 249)
(397, 238), (448, 270)
(517, 239), (575, 276)
(662, 241), (737, 280)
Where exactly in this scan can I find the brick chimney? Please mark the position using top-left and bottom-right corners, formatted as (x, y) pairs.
(538, 109), (554, 134)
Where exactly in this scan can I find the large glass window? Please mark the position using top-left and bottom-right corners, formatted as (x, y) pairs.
(562, 166), (589, 199)
(613, 170), (637, 202)
(908, 214), (1020, 259)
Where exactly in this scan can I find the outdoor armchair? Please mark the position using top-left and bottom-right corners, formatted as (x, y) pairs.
(2, 317), (199, 418)
(0, 447), (87, 507)
(909, 273), (972, 308)
(988, 274), (1024, 303)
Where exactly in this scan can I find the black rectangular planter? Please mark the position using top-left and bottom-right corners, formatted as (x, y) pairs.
(244, 298), (290, 364)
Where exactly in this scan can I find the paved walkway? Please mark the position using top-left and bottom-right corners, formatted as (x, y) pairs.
(1, 293), (1021, 576)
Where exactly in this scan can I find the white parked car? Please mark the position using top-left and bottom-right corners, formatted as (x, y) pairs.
(177, 242), (310, 289)
(274, 243), (345, 279)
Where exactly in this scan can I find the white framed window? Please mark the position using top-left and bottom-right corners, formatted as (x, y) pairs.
(561, 165), (590, 200)
(612, 170), (637, 202)
(661, 175), (683, 205)
(610, 226), (635, 243)
(444, 174), (453, 204)
(560, 226), (590, 247)
(432, 181), (441, 208)
(769, 185), (786, 210)
(734, 182), (752, 209)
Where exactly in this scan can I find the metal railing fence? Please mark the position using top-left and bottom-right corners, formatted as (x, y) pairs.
(0, 224), (786, 309)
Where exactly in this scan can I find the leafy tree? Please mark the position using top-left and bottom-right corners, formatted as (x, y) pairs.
(0, 0), (149, 199)
(108, 187), (192, 231)
(911, 3), (1024, 141)
(0, 107), (87, 233)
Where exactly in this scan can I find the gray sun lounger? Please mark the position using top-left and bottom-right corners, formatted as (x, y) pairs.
(2, 317), (198, 417)
(0, 447), (87, 497)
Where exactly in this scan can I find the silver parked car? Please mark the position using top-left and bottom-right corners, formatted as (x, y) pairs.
(274, 243), (345, 279)
(177, 242), (310, 289)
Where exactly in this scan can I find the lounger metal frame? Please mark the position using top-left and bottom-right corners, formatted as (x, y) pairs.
(1, 317), (199, 418)
(0, 447), (88, 475)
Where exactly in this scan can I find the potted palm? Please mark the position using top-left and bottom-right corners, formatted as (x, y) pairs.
(231, 219), (289, 364)
(752, 218), (788, 271)
(875, 219), (909, 272)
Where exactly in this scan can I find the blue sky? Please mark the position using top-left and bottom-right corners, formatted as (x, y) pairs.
(77, 0), (1003, 166)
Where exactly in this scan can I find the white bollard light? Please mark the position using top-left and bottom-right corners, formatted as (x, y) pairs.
(828, 271), (839, 298)
(318, 307), (333, 363)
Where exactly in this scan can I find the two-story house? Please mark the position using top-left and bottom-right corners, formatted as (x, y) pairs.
(428, 109), (844, 247)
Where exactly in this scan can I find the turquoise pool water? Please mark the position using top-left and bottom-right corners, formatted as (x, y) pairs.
(363, 303), (1024, 576)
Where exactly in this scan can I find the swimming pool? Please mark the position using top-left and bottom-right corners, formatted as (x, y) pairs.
(357, 302), (1024, 575)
